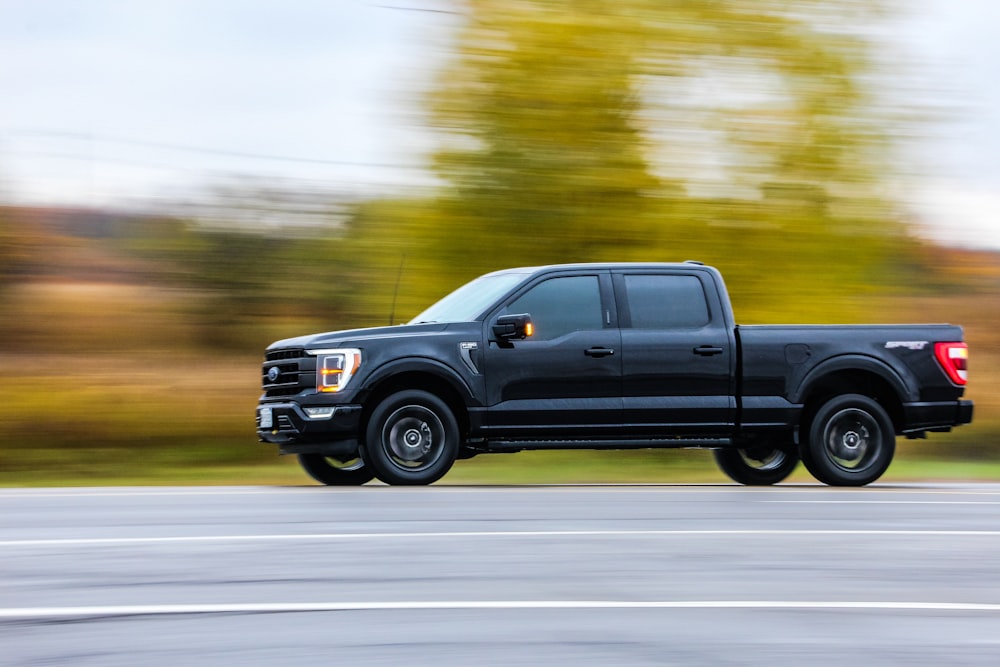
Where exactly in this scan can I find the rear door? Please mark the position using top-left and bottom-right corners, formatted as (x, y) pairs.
(482, 270), (623, 437)
(613, 269), (735, 435)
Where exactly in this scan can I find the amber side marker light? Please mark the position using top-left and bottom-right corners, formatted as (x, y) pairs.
(934, 342), (968, 385)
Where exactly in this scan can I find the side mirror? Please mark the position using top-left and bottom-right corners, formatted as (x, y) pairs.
(492, 313), (534, 342)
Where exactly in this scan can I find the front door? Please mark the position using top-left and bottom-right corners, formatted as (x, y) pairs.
(482, 271), (622, 437)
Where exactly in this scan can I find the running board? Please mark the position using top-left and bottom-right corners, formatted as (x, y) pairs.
(484, 437), (732, 452)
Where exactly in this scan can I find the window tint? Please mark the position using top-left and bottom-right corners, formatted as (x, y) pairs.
(507, 275), (603, 340)
(624, 274), (709, 329)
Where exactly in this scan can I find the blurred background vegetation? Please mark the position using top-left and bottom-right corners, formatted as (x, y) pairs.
(1, 0), (996, 485)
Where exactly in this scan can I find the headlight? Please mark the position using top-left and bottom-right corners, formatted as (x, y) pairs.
(309, 348), (362, 393)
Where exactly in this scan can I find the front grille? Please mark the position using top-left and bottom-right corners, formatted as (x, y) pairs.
(266, 348), (305, 362)
(263, 362), (299, 385)
(266, 387), (302, 398)
(262, 349), (316, 397)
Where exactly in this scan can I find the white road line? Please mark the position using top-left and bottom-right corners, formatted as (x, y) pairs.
(1, 485), (998, 499)
(3, 600), (1000, 619)
(763, 501), (1000, 505)
(3, 529), (1000, 548)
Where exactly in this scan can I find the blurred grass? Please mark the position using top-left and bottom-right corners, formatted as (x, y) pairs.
(4, 449), (1000, 488)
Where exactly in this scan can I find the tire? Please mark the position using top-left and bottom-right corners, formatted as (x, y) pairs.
(298, 453), (375, 486)
(713, 446), (798, 485)
(800, 394), (895, 487)
(362, 390), (460, 485)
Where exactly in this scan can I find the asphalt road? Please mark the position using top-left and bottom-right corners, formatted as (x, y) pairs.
(2, 483), (1000, 666)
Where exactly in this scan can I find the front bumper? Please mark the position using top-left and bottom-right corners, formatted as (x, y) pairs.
(256, 401), (363, 446)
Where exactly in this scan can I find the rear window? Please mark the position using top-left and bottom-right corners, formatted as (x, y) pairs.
(624, 274), (709, 329)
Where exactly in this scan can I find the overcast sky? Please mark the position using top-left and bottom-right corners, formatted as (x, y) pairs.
(1, 0), (997, 250)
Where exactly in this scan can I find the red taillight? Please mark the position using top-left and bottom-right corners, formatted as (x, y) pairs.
(934, 342), (968, 386)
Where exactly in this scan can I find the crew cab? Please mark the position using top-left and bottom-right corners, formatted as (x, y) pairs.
(256, 262), (973, 486)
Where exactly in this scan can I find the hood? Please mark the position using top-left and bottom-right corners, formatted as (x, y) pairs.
(266, 322), (455, 351)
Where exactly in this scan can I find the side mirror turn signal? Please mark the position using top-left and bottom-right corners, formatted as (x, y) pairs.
(493, 313), (534, 341)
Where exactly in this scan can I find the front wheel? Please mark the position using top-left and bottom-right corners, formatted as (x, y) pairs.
(801, 394), (895, 487)
(362, 390), (460, 485)
(298, 453), (375, 486)
(713, 446), (799, 485)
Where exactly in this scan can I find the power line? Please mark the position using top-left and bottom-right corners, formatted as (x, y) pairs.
(7, 129), (423, 170)
(374, 4), (462, 14)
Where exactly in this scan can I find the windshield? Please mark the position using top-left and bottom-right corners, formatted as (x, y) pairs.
(409, 271), (530, 324)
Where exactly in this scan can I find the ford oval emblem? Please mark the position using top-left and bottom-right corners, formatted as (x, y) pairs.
(267, 366), (281, 383)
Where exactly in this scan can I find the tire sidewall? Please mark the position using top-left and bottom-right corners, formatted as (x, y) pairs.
(363, 389), (460, 485)
(298, 453), (375, 486)
(713, 447), (798, 486)
(802, 394), (895, 487)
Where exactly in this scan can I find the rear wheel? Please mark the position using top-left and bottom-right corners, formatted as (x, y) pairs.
(362, 390), (460, 486)
(298, 453), (375, 486)
(713, 445), (798, 485)
(801, 394), (895, 486)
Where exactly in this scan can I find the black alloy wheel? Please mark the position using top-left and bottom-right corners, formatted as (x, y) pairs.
(362, 389), (460, 485)
(801, 393), (895, 486)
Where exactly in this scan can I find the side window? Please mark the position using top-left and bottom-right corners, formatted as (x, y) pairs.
(506, 275), (603, 340)
(624, 274), (709, 329)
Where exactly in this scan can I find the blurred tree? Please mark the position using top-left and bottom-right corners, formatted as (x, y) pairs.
(403, 0), (911, 322)
(417, 0), (664, 300)
(0, 207), (16, 292)
(111, 183), (366, 347)
(633, 0), (907, 318)
(0, 207), (35, 294)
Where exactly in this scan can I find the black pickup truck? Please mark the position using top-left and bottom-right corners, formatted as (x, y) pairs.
(256, 262), (973, 486)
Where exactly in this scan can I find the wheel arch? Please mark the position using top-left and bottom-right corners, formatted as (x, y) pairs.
(358, 359), (473, 435)
(793, 356), (913, 433)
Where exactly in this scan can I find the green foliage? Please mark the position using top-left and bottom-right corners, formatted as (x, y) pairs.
(367, 0), (914, 323)
(415, 1), (662, 300)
